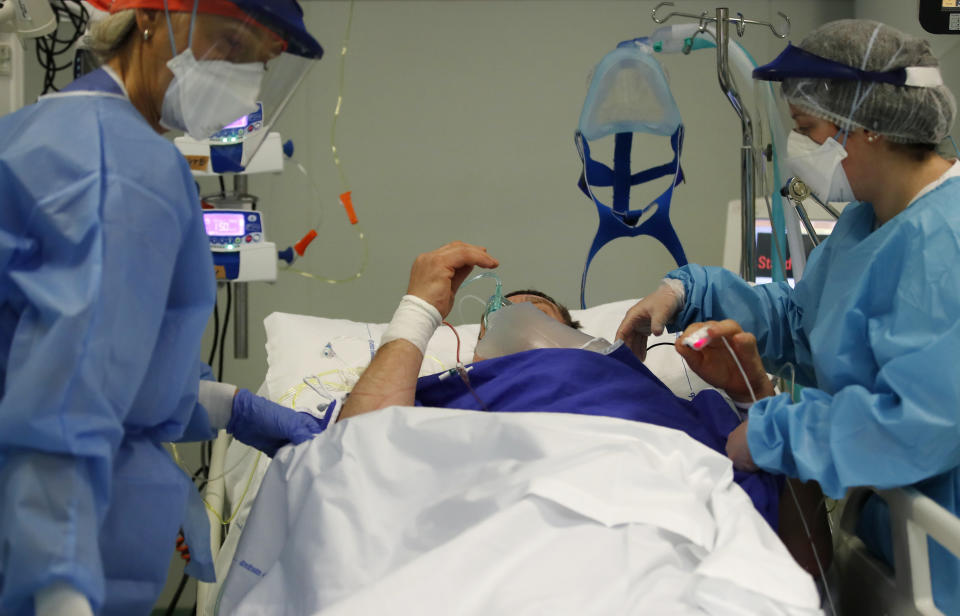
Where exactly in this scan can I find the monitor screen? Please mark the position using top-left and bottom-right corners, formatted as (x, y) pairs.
(204, 212), (246, 237)
(223, 115), (250, 130)
(754, 218), (836, 285)
(944, 0), (960, 10)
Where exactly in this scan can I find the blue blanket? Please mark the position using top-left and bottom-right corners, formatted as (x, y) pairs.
(415, 345), (782, 528)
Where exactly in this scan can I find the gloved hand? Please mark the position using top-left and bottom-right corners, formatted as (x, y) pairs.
(227, 388), (325, 456)
(615, 279), (685, 361)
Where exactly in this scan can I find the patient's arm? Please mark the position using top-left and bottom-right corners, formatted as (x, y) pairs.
(339, 339), (423, 420)
(339, 242), (499, 421)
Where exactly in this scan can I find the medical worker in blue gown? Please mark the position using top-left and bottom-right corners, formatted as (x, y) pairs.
(0, 1), (327, 614)
(616, 19), (960, 612)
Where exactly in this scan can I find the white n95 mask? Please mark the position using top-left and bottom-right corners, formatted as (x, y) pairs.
(160, 48), (264, 141)
(784, 130), (855, 204)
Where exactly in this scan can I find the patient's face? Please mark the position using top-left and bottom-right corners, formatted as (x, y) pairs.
(473, 295), (566, 362)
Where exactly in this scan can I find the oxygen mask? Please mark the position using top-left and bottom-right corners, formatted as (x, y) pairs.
(475, 302), (621, 360)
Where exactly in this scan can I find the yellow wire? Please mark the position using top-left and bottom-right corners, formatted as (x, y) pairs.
(201, 450), (263, 526)
(283, 0), (366, 285)
(283, 225), (369, 283)
(168, 441), (264, 527)
(330, 0), (355, 193)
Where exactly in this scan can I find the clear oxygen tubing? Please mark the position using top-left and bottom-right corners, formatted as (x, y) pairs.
(650, 23), (802, 282)
(717, 337), (836, 614)
(454, 294), (490, 325)
(281, 0), (368, 284)
(460, 271), (511, 328)
(760, 143), (788, 280)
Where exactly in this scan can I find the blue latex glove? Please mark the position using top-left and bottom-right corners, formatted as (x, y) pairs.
(227, 388), (324, 456)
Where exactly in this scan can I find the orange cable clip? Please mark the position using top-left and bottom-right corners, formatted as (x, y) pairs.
(340, 191), (359, 225)
(294, 229), (319, 256)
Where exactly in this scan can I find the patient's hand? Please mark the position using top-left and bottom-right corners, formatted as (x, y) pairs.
(407, 241), (499, 318)
(340, 242), (498, 422)
(675, 320), (774, 404)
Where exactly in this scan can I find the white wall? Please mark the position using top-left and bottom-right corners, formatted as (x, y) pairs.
(205, 0), (857, 393)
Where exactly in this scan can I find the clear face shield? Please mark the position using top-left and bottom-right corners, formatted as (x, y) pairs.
(160, 0), (320, 167)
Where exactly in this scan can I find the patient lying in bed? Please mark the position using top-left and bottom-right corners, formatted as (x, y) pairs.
(213, 242), (826, 614)
(327, 288), (782, 528)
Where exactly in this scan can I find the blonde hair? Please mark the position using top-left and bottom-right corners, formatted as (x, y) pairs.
(82, 10), (137, 63)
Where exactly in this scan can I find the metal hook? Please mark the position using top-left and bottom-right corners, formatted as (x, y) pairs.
(651, 2), (789, 39)
(697, 10), (711, 33)
(651, 1), (676, 24)
(772, 11), (790, 38)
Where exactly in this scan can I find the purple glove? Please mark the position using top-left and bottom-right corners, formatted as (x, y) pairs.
(227, 388), (324, 456)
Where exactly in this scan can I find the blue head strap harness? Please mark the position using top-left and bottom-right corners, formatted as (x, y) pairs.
(575, 40), (688, 308)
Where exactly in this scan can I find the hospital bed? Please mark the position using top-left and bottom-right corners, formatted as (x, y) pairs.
(192, 300), (960, 616)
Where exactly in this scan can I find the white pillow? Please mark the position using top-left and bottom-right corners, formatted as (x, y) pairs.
(262, 299), (717, 415)
(263, 312), (480, 414)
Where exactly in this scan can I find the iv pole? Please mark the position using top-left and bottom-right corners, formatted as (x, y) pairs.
(652, 3), (789, 281)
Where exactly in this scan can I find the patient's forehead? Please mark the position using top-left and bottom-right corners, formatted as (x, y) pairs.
(505, 294), (565, 324)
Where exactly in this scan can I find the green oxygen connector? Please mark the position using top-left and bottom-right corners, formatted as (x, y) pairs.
(462, 271), (512, 328)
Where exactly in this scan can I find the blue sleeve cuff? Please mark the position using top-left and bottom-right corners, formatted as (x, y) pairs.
(746, 393), (795, 475)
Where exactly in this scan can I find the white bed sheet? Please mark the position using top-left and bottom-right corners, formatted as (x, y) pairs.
(214, 407), (821, 615)
(201, 300), (743, 615)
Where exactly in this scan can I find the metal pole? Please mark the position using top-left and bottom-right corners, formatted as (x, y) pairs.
(232, 175), (249, 359)
(792, 203), (821, 249)
(716, 7), (756, 281)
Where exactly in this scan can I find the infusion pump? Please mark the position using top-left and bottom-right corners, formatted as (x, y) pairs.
(203, 209), (277, 282)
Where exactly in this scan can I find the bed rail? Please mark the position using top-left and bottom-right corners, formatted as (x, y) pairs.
(836, 487), (960, 616)
(196, 430), (232, 614)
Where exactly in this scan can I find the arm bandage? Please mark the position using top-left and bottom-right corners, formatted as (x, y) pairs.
(380, 294), (442, 355)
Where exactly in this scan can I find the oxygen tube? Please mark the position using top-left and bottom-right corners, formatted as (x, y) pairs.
(279, 0), (367, 283)
(460, 271), (512, 328)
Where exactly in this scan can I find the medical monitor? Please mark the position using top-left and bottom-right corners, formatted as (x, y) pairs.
(204, 212), (247, 238)
(210, 102), (264, 144)
(753, 217), (835, 285)
(920, 0), (960, 33)
(723, 199), (838, 287)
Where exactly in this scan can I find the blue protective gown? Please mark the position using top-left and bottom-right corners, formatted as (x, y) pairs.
(0, 69), (217, 615)
(667, 177), (960, 613)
